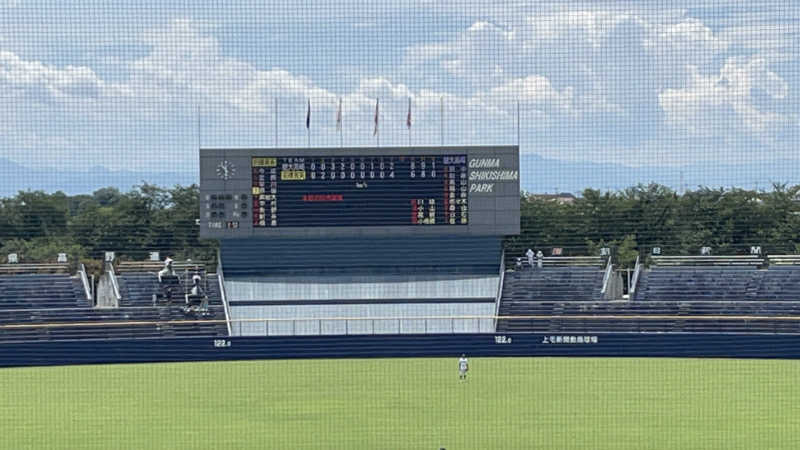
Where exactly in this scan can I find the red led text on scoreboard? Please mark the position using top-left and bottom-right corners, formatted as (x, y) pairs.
(302, 194), (344, 202)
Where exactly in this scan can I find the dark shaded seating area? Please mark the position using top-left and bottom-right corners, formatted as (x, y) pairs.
(634, 265), (800, 302)
(756, 266), (800, 301)
(0, 306), (226, 342)
(501, 267), (605, 302)
(0, 271), (228, 343)
(0, 274), (90, 309)
(496, 301), (800, 334)
(633, 267), (761, 301)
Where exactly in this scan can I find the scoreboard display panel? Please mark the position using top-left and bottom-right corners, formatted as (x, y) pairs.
(251, 154), (469, 228)
(199, 146), (519, 238)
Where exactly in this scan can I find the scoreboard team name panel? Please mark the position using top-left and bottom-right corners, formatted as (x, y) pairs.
(199, 146), (520, 238)
(251, 155), (469, 228)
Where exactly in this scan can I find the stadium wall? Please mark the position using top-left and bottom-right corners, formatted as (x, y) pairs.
(220, 236), (502, 275)
(229, 303), (496, 335)
(224, 274), (499, 301)
(4, 333), (800, 367)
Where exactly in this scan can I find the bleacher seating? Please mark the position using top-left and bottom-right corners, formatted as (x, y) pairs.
(756, 266), (800, 301)
(500, 267), (605, 302)
(115, 271), (227, 335)
(496, 301), (800, 334)
(0, 274), (90, 309)
(0, 268), (228, 342)
(633, 266), (762, 301)
(633, 263), (800, 302)
(0, 306), (226, 342)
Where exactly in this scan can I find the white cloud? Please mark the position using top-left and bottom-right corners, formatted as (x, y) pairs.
(0, 50), (128, 102)
(659, 56), (792, 135)
(642, 18), (729, 66)
(718, 24), (799, 52)
(481, 75), (574, 113)
(401, 10), (733, 118)
(522, 10), (635, 47)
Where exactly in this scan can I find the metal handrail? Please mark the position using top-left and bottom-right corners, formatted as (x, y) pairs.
(767, 255), (800, 265)
(106, 261), (122, 303)
(216, 249), (233, 336)
(78, 263), (92, 302)
(629, 255), (641, 296)
(493, 249), (505, 331)
(651, 255), (763, 266)
(4, 313), (800, 331)
(600, 258), (613, 294)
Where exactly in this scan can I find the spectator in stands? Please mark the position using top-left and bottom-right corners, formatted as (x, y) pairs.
(158, 255), (175, 283)
(184, 273), (209, 314)
(536, 250), (544, 268)
(515, 257), (523, 271)
(190, 273), (203, 297)
(526, 248), (535, 268)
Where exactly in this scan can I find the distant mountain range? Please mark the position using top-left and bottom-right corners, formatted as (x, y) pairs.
(0, 158), (197, 197)
(0, 155), (797, 197)
(518, 154), (800, 194)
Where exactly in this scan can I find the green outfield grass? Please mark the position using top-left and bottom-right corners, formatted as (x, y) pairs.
(1, 357), (800, 449)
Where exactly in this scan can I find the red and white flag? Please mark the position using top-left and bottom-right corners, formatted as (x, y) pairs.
(335, 98), (342, 132)
(373, 98), (379, 136)
(406, 97), (412, 129)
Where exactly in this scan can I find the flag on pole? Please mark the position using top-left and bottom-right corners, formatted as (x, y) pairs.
(335, 98), (342, 132)
(305, 99), (311, 129)
(373, 98), (379, 136)
(406, 97), (412, 129)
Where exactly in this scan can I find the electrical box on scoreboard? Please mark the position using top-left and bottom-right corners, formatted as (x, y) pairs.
(199, 146), (520, 238)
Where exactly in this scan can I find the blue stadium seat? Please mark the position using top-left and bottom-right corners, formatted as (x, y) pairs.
(0, 272), (228, 342)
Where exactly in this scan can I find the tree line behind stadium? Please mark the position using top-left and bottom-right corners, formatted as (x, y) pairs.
(0, 182), (797, 274)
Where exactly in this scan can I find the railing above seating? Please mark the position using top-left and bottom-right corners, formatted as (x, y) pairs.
(493, 249), (505, 331)
(651, 255), (764, 267)
(767, 255), (800, 266)
(540, 256), (604, 267)
(0, 263), (71, 275)
(217, 249), (232, 337)
(116, 260), (209, 273)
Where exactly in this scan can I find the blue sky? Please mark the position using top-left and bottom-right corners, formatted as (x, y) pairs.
(0, 0), (798, 191)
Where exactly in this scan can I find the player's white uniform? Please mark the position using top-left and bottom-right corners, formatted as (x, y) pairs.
(458, 357), (468, 378)
(526, 249), (535, 267)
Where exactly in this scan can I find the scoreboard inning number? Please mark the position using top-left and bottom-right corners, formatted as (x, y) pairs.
(251, 155), (469, 228)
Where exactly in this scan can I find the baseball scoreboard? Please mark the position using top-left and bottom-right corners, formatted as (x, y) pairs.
(199, 146), (519, 238)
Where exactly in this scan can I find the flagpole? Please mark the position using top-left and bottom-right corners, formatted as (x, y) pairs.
(274, 98), (278, 147)
(338, 98), (343, 148)
(306, 99), (311, 148)
(516, 101), (520, 149)
(196, 104), (200, 150)
(378, 99), (380, 148)
(374, 98), (380, 148)
(408, 97), (411, 147)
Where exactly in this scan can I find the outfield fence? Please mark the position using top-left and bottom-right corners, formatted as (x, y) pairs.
(4, 332), (800, 368)
(5, 313), (800, 334)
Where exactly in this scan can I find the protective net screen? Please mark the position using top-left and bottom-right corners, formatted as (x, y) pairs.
(1, 2), (799, 449)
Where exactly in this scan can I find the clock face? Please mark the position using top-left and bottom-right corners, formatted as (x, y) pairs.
(216, 160), (236, 180)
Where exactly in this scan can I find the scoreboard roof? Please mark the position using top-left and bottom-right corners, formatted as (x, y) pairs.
(199, 146), (519, 239)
